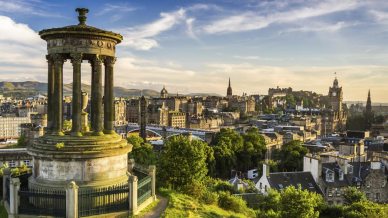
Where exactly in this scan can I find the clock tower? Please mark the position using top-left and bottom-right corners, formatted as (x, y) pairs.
(328, 77), (343, 112)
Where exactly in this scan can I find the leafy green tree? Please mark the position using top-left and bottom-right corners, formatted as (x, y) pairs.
(280, 186), (324, 218)
(212, 128), (243, 178)
(17, 134), (27, 147)
(127, 135), (157, 166)
(239, 127), (266, 172)
(343, 187), (367, 205)
(343, 200), (388, 218)
(273, 140), (308, 171)
(347, 115), (366, 131)
(158, 135), (212, 189)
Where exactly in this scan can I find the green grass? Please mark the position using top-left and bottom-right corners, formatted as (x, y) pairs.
(159, 189), (255, 218)
(131, 197), (160, 218)
(0, 203), (8, 218)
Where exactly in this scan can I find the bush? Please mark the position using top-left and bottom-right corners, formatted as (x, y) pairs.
(200, 189), (219, 205)
(213, 180), (235, 194)
(180, 180), (206, 199)
(218, 191), (249, 214)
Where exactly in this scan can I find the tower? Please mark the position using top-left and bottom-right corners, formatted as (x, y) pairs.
(227, 77), (233, 97)
(328, 77), (343, 112)
(365, 90), (373, 130)
(28, 7), (131, 211)
(161, 86), (168, 98)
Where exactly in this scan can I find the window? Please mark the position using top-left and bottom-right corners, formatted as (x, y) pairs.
(8, 160), (15, 168)
(376, 193), (380, 200)
(260, 182), (262, 189)
(326, 171), (334, 182)
(23, 160), (31, 166)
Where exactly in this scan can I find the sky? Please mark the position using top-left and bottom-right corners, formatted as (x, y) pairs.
(1, 0), (388, 102)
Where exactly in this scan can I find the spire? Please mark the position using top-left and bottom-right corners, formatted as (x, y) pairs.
(366, 89), (372, 112)
(227, 77), (232, 97)
(365, 89), (373, 130)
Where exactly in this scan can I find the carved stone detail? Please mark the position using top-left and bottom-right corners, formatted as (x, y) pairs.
(70, 53), (83, 65)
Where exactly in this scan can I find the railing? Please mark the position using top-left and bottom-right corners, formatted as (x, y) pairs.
(137, 176), (152, 206)
(18, 187), (66, 217)
(78, 184), (129, 217)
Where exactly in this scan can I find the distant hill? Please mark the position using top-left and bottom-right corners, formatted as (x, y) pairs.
(187, 93), (222, 97)
(0, 81), (159, 98)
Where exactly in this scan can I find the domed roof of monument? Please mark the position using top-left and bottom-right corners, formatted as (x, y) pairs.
(161, 86), (168, 94)
(39, 8), (123, 43)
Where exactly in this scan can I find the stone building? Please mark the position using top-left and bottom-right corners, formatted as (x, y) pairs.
(147, 103), (169, 126)
(168, 111), (186, 128)
(114, 98), (127, 125)
(126, 98), (140, 123)
(321, 77), (347, 134)
(0, 116), (31, 139)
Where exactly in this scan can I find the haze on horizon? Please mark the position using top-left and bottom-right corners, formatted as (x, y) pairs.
(0, 0), (388, 102)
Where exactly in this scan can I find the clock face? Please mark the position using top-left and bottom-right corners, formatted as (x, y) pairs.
(332, 92), (337, 96)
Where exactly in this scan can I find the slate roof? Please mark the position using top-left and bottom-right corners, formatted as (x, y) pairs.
(267, 171), (323, 195)
(321, 162), (374, 188)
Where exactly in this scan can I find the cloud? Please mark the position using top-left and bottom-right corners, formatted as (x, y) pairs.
(370, 10), (388, 23)
(282, 21), (359, 33)
(203, 0), (361, 34)
(0, 0), (62, 17)
(96, 3), (137, 16)
(119, 8), (187, 50)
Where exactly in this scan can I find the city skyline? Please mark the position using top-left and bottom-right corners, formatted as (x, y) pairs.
(1, 0), (388, 101)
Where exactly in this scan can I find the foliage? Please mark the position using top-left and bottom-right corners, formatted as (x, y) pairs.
(55, 142), (64, 149)
(343, 187), (367, 205)
(127, 135), (157, 166)
(347, 115), (366, 131)
(342, 200), (388, 218)
(239, 128), (267, 172)
(217, 191), (254, 215)
(63, 120), (72, 132)
(279, 186), (323, 218)
(272, 140), (308, 172)
(159, 188), (251, 218)
(374, 115), (385, 124)
(211, 128), (266, 179)
(17, 134), (27, 147)
(158, 135), (211, 189)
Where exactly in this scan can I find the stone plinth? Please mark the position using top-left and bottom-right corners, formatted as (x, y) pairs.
(28, 133), (131, 190)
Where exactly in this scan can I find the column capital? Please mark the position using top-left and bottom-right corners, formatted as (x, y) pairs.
(52, 53), (66, 64)
(104, 56), (117, 66)
(46, 54), (53, 62)
(89, 54), (104, 65)
(70, 53), (83, 65)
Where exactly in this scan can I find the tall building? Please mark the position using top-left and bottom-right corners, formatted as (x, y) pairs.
(322, 77), (347, 134)
(227, 77), (233, 97)
(365, 90), (373, 130)
(139, 96), (147, 140)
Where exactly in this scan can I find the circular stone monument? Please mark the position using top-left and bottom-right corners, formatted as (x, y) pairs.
(27, 8), (131, 191)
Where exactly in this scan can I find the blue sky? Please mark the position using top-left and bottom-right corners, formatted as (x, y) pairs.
(1, 0), (388, 102)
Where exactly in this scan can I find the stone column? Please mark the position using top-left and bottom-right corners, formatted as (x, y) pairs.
(9, 178), (20, 216)
(70, 53), (83, 136)
(52, 54), (65, 136)
(2, 168), (10, 201)
(66, 181), (79, 218)
(129, 175), (138, 215)
(148, 165), (156, 200)
(103, 57), (116, 134)
(46, 55), (55, 133)
(90, 55), (103, 135)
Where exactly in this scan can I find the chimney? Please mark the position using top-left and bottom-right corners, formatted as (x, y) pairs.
(263, 163), (270, 177)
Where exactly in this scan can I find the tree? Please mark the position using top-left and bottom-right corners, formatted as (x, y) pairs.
(63, 120), (72, 132)
(127, 135), (157, 166)
(17, 134), (27, 147)
(273, 140), (308, 172)
(280, 186), (324, 218)
(343, 187), (367, 205)
(212, 128), (243, 178)
(239, 127), (266, 172)
(343, 199), (388, 218)
(158, 135), (212, 189)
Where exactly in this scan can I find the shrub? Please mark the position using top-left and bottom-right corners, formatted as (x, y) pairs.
(218, 191), (249, 213)
(55, 142), (64, 149)
(200, 189), (219, 205)
(180, 180), (206, 199)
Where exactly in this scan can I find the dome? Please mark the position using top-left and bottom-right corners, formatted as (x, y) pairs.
(161, 86), (168, 98)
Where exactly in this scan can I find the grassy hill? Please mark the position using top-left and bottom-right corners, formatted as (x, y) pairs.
(160, 189), (254, 218)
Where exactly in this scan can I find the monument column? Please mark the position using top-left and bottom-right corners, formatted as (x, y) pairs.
(90, 55), (103, 135)
(104, 57), (116, 134)
(52, 54), (65, 136)
(46, 55), (55, 133)
(70, 53), (83, 136)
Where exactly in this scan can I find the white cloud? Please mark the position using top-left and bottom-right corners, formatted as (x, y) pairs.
(120, 8), (187, 50)
(96, 3), (137, 16)
(0, 0), (62, 17)
(282, 21), (359, 33)
(203, 0), (361, 34)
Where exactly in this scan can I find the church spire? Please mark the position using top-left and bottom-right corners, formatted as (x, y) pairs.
(227, 77), (232, 97)
(366, 89), (372, 113)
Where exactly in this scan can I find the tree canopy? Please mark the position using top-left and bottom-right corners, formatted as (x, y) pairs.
(127, 135), (157, 166)
(273, 140), (308, 172)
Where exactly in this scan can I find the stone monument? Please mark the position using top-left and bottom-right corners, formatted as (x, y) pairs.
(28, 7), (131, 196)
